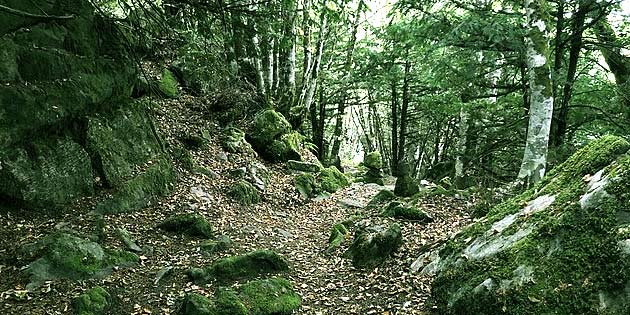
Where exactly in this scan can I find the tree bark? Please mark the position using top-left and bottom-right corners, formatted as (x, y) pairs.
(517, 0), (554, 186)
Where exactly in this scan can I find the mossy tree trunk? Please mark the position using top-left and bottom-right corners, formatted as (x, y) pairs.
(517, 0), (554, 186)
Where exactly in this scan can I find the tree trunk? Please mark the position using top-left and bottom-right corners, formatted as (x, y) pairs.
(454, 106), (470, 188)
(279, 0), (297, 114)
(517, 0), (554, 186)
(329, 1), (363, 162)
(304, 5), (327, 118)
(396, 57), (411, 174)
(390, 79), (399, 175)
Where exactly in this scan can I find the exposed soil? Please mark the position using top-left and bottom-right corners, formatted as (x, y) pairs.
(0, 93), (472, 315)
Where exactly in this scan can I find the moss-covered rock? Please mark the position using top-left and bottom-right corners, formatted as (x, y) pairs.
(0, 137), (94, 209)
(363, 152), (383, 169)
(326, 223), (349, 253)
(228, 180), (261, 205)
(23, 232), (138, 288)
(415, 135), (630, 315)
(188, 250), (289, 283)
(394, 174), (419, 197)
(247, 110), (302, 163)
(345, 223), (403, 269)
(287, 160), (322, 173)
(180, 134), (207, 151)
(158, 68), (179, 98)
(319, 167), (350, 193)
(95, 158), (176, 214)
(179, 293), (214, 315)
(200, 235), (234, 255)
(158, 214), (213, 238)
(294, 173), (318, 198)
(73, 286), (110, 315)
(381, 201), (433, 222)
(367, 189), (396, 207)
(222, 127), (253, 154)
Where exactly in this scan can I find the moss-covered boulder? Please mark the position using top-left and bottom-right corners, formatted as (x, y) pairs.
(294, 173), (318, 198)
(363, 152), (383, 169)
(367, 189), (396, 207)
(394, 174), (419, 197)
(200, 235), (234, 255)
(158, 68), (179, 98)
(413, 135), (630, 314)
(73, 286), (110, 315)
(228, 180), (261, 205)
(345, 223), (403, 269)
(362, 151), (385, 185)
(247, 110), (302, 163)
(381, 201), (433, 222)
(95, 158), (176, 214)
(326, 223), (350, 253)
(222, 127), (253, 154)
(22, 232), (138, 288)
(158, 214), (213, 238)
(287, 160), (322, 173)
(178, 278), (301, 315)
(188, 250), (289, 283)
(0, 138), (94, 209)
(319, 167), (350, 193)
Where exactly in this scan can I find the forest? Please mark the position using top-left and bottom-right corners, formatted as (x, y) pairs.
(0, 0), (629, 314)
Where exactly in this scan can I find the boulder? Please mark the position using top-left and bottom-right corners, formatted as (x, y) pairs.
(247, 110), (302, 163)
(228, 180), (261, 205)
(158, 68), (179, 98)
(414, 136), (630, 314)
(73, 286), (110, 315)
(200, 235), (234, 255)
(326, 223), (349, 253)
(287, 160), (322, 173)
(222, 127), (253, 154)
(158, 214), (213, 238)
(345, 223), (403, 269)
(179, 277), (301, 315)
(394, 174), (420, 197)
(22, 232), (138, 288)
(367, 189), (396, 207)
(188, 250), (289, 283)
(363, 151), (383, 169)
(381, 201), (433, 222)
(294, 173), (318, 199)
(319, 167), (350, 193)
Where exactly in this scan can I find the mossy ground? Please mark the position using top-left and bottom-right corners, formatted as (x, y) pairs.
(429, 136), (630, 315)
(189, 250), (289, 283)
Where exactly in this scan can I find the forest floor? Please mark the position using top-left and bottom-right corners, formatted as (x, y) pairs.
(0, 93), (473, 315)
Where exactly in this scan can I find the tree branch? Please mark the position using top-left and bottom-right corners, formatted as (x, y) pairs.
(0, 4), (74, 20)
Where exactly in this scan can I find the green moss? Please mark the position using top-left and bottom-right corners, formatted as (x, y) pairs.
(294, 173), (318, 198)
(95, 158), (176, 214)
(73, 286), (110, 315)
(158, 214), (213, 238)
(173, 146), (195, 171)
(367, 190), (396, 207)
(346, 224), (403, 269)
(319, 167), (350, 193)
(428, 136), (630, 314)
(179, 293), (214, 315)
(394, 174), (419, 197)
(238, 278), (301, 315)
(381, 201), (433, 222)
(249, 110), (292, 147)
(363, 151), (383, 169)
(222, 127), (252, 154)
(200, 235), (234, 255)
(326, 223), (349, 252)
(189, 250), (289, 283)
(215, 289), (248, 315)
(247, 110), (302, 163)
(228, 180), (261, 205)
(287, 160), (322, 173)
(158, 68), (178, 98)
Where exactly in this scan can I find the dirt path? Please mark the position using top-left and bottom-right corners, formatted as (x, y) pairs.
(0, 96), (472, 315)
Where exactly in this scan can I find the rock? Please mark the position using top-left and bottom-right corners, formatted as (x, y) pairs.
(367, 189), (396, 207)
(158, 68), (178, 98)
(364, 168), (385, 185)
(247, 110), (302, 163)
(73, 286), (110, 315)
(421, 135), (630, 314)
(294, 173), (318, 199)
(381, 201), (433, 222)
(337, 198), (365, 209)
(179, 293), (213, 315)
(363, 151), (383, 169)
(200, 235), (234, 255)
(154, 266), (174, 285)
(188, 250), (289, 283)
(179, 278), (301, 315)
(22, 232), (138, 288)
(394, 174), (420, 197)
(345, 223), (403, 269)
(158, 214), (213, 238)
(222, 127), (253, 154)
(319, 166), (350, 193)
(180, 134), (207, 151)
(326, 223), (349, 253)
(115, 228), (142, 252)
(287, 160), (322, 173)
(194, 167), (219, 179)
(228, 180), (261, 205)
(229, 167), (248, 178)
(274, 228), (293, 240)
